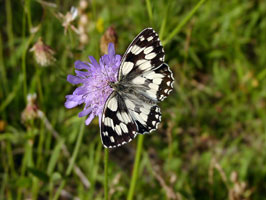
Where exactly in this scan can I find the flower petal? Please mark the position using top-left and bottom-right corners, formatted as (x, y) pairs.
(73, 86), (88, 95)
(78, 107), (92, 117)
(85, 114), (95, 125)
(67, 75), (83, 84)
(65, 94), (82, 101)
(115, 55), (121, 62)
(75, 70), (89, 78)
(108, 43), (115, 57)
(89, 56), (100, 68)
(98, 115), (101, 124)
(74, 60), (90, 70)
(65, 100), (79, 109)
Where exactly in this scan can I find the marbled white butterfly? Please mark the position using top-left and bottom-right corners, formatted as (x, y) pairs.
(101, 28), (174, 148)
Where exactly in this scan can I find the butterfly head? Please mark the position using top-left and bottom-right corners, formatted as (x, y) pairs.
(108, 81), (116, 88)
(108, 81), (126, 92)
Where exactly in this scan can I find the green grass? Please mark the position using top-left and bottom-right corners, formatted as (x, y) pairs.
(1, 0), (266, 199)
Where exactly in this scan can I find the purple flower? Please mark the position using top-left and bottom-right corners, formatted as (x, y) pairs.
(65, 43), (121, 125)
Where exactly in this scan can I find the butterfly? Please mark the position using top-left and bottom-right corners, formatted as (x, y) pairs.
(100, 28), (174, 148)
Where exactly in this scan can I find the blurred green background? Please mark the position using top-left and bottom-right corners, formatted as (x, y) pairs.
(0, 0), (266, 199)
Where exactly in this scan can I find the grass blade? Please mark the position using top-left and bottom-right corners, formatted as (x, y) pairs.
(162, 0), (207, 45)
(47, 139), (64, 175)
(145, 0), (153, 24)
(104, 148), (109, 200)
(127, 135), (144, 200)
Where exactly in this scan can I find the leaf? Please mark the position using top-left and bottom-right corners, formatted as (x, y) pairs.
(47, 139), (64, 175)
(16, 177), (32, 188)
(27, 167), (49, 182)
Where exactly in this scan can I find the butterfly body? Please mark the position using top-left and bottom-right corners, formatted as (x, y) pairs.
(101, 28), (174, 148)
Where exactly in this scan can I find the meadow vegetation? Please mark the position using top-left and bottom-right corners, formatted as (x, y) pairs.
(0, 0), (265, 199)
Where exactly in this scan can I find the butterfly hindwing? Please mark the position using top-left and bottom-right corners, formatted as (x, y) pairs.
(100, 92), (137, 148)
(134, 105), (161, 134)
(126, 63), (174, 103)
(142, 63), (174, 101)
(154, 63), (174, 101)
(124, 97), (162, 134)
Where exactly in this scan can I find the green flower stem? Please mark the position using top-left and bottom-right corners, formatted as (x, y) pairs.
(17, 128), (34, 200)
(0, 32), (8, 95)
(159, 3), (169, 41)
(5, 0), (14, 52)
(53, 120), (85, 200)
(162, 0), (207, 45)
(127, 134), (144, 200)
(36, 66), (44, 107)
(104, 148), (109, 200)
(145, 0), (153, 24)
(22, 2), (27, 100)
(26, 0), (32, 30)
(66, 122), (85, 175)
(0, 33), (9, 103)
(6, 141), (16, 176)
(36, 122), (45, 168)
(33, 124), (45, 199)
(89, 140), (102, 199)
(22, 0), (34, 101)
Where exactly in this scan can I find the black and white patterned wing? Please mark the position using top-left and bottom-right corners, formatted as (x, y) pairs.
(118, 28), (165, 80)
(101, 28), (174, 147)
(121, 64), (174, 134)
(123, 95), (162, 134)
(118, 28), (174, 102)
(135, 63), (174, 102)
(100, 92), (138, 148)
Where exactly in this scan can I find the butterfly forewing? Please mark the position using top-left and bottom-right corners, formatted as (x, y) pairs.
(100, 92), (137, 148)
(118, 28), (165, 80)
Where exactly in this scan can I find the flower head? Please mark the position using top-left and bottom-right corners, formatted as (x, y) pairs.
(21, 93), (40, 125)
(30, 37), (56, 67)
(57, 6), (79, 34)
(100, 26), (118, 55)
(65, 43), (121, 125)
